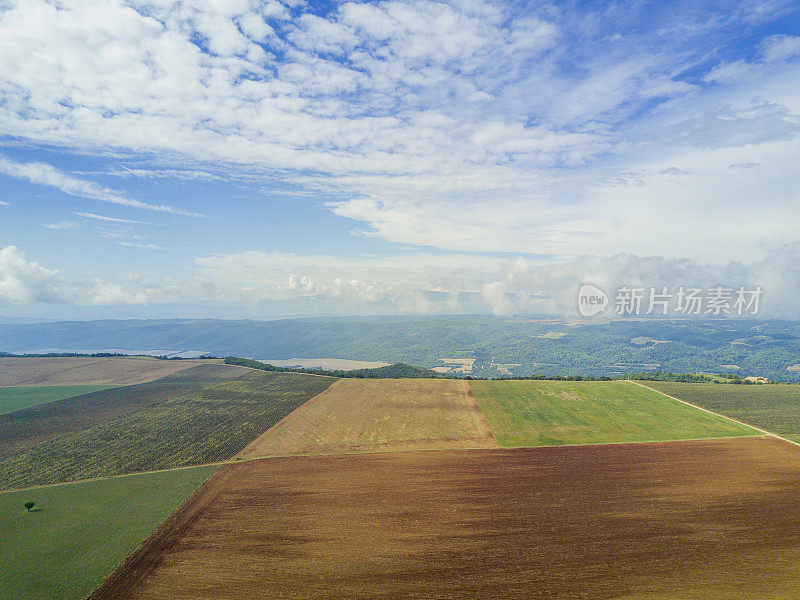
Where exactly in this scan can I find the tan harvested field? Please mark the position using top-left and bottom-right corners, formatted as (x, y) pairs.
(260, 357), (391, 370)
(91, 436), (800, 600)
(0, 357), (223, 386)
(236, 378), (498, 458)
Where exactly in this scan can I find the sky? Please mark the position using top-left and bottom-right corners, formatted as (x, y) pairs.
(1, 0), (799, 320)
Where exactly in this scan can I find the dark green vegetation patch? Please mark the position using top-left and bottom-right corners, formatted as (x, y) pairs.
(0, 385), (118, 416)
(469, 380), (758, 447)
(641, 382), (800, 443)
(0, 364), (246, 455)
(0, 370), (335, 491)
(0, 464), (217, 600)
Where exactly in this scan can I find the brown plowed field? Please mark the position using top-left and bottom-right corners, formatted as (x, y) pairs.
(91, 436), (800, 600)
(0, 357), (223, 386)
(236, 378), (498, 458)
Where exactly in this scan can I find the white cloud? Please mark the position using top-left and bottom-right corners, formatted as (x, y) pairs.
(99, 167), (227, 183)
(193, 246), (800, 319)
(5, 240), (800, 318)
(195, 251), (506, 309)
(0, 156), (201, 216)
(0, 200), (9, 206)
(762, 34), (800, 62)
(0, 245), (152, 306)
(0, 0), (797, 265)
(41, 221), (79, 230)
(90, 280), (147, 305)
(75, 211), (146, 224)
(477, 246), (800, 319)
(0, 1), (600, 178)
(118, 241), (164, 250)
(0, 246), (66, 305)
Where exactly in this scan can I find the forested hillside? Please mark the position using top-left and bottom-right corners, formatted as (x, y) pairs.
(2, 317), (800, 381)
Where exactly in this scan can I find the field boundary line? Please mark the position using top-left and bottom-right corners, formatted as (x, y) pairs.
(226, 433), (773, 461)
(628, 380), (800, 449)
(0, 461), (229, 494)
(86, 464), (240, 600)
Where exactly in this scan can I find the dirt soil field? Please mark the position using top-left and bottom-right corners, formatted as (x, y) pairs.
(91, 436), (800, 600)
(0, 357), (223, 386)
(236, 378), (498, 458)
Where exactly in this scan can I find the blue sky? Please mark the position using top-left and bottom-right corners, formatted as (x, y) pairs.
(1, 0), (799, 319)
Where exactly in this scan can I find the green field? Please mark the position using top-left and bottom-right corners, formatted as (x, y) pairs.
(0, 385), (118, 415)
(641, 382), (800, 443)
(469, 380), (759, 447)
(0, 371), (335, 490)
(0, 464), (217, 600)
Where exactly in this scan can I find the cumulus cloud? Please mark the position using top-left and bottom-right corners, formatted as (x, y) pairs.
(194, 246), (800, 319)
(195, 251), (505, 311)
(0, 2), (731, 238)
(90, 280), (147, 305)
(6, 240), (799, 318)
(0, 245), (151, 306)
(0, 246), (67, 305)
(478, 246), (800, 319)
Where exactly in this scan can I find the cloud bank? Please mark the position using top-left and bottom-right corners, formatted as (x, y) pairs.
(6, 243), (800, 320)
(0, 1), (797, 262)
(0, 246), (147, 306)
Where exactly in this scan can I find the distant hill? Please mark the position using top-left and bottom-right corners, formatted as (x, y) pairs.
(2, 316), (800, 381)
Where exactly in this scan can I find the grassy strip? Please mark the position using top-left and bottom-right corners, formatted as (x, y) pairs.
(469, 379), (759, 447)
(0, 464), (217, 600)
(0, 385), (117, 415)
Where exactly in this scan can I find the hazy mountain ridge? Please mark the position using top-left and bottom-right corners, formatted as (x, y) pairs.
(1, 317), (799, 381)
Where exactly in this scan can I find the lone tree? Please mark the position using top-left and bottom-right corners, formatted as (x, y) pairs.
(23, 501), (35, 512)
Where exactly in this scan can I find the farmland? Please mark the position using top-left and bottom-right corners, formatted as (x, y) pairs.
(0, 370), (334, 490)
(0, 356), (223, 386)
(0, 464), (217, 600)
(469, 379), (757, 447)
(0, 384), (117, 415)
(236, 378), (497, 459)
(90, 437), (800, 600)
(0, 364), (248, 454)
(4, 367), (799, 599)
(640, 381), (800, 442)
